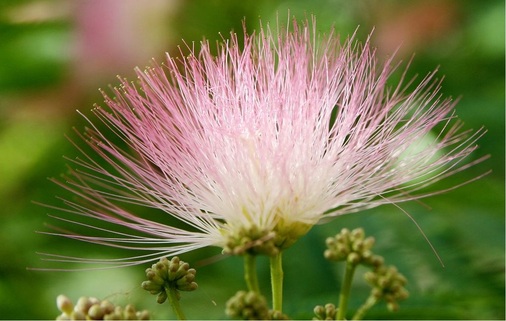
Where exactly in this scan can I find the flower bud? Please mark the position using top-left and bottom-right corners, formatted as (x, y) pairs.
(157, 290), (168, 304)
(312, 303), (337, 320)
(88, 303), (105, 320)
(70, 310), (86, 320)
(56, 295), (74, 315)
(75, 297), (93, 314)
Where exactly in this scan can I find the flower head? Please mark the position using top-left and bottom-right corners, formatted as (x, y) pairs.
(41, 18), (485, 268)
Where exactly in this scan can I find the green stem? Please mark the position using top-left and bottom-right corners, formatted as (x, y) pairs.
(167, 287), (186, 320)
(244, 254), (260, 293)
(270, 252), (284, 312)
(352, 295), (378, 320)
(337, 262), (357, 320)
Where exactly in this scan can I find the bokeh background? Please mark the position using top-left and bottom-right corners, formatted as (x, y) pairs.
(0, 0), (504, 319)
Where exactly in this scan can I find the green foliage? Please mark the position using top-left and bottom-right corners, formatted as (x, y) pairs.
(0, 0), (503, 319)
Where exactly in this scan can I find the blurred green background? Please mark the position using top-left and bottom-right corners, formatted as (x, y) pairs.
(0, 0), (503, 319)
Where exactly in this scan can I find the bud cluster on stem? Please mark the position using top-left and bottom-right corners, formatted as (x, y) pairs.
(55, 294), (149, 320)
(324, 228), (383, 267)
(364, 265), (409, 312)
(313, 303), (338, 320)
(225, 291), (289, 320)
(316, 228), (409, 320)
(141, 256), (198, 303)
(141, 257), (197, 320)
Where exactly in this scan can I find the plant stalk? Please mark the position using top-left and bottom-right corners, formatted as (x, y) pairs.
(270, 252), (284, 312)
(167, 287), (186, 320)
(244, 253), (260, 293)
(337, 261), (357, 320)
(352, 295), (378, 320)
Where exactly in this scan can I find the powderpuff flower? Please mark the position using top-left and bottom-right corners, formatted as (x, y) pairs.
(41, 18), (486, 268)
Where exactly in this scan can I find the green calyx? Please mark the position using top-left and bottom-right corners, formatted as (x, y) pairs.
(141, 257), (198, 304)
(275, 219), (313, 249)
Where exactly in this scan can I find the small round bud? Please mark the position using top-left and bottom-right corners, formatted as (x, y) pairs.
(157, 290), (168, 304)
(100, 300), (115, 315)
(70, 310), (86, 320)
(351, 228), (364, 240)
(74, 297), (93, 314)
(136, 310), (150, 320)
(387, 301), (399, 312)
(312, 303), (337, 320)
(362, 237), (375, 251)
(347, 252), (361, 264)
(124, 304), (137, 320)
(56, 314), (71, 321)
(56, 295), (74, 315)
(141, 280), (161, 293)
(88, 303), (105, 320)
(313, 305), (325, 316)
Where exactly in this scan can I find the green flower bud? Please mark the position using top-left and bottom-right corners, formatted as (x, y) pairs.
(141, 280), (162, 294)
(70, 310), (86, 320)
(387, 301), (399, 312)
(351, 228), (364, 240)
(100, 300), (115, 315)
(157, 290), (168, 304)
(124, 304), (137, 320)
(74, 297), (91, 314)
(146, 269), (165, 285)
(56, 295), (74, 315)
(347, 252), (361, 264)
(313, 305), (325, 317)
(313, 303), (337, 320)
(136, 310), (150, 320)
(88, 303), (105, 320)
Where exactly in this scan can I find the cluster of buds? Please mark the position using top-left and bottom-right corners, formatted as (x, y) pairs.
(313, 303), (338, 320)
(324, 228), (383, 266)
(222, 220), (312, 257)
(225, 291), (270, 320)
(364, 265), (409, 312)
(321, 228), (409, 318)
(225, 291), (289, 320)
(222, 225), (279, 257)
(141, 257), (197, 304)
(55, 295), (149, 320)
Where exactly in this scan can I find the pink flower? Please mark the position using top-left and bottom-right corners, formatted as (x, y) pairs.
(41, 19), (486, 268)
